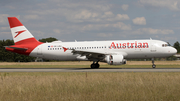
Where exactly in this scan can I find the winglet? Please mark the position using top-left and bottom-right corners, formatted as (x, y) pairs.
(63, 47), (68, 52)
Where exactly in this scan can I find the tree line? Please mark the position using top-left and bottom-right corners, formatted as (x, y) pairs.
(0, 38), (180, 62)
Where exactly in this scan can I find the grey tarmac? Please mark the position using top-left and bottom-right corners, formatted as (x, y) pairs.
(0, 68), (180, 72)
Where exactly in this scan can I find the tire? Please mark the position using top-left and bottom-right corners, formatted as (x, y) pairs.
(152, 64), (156, 68)
(91, 64), (96, 69)
(95, 64), (100, 68)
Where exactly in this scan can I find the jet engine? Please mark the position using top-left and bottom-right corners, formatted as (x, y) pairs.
(105, 54), (126, 65)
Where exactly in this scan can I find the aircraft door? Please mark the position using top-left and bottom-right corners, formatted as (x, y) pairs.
(37, 45), (42, 55)
(151, 42), (156, 52)
(104, 45), (109, 53)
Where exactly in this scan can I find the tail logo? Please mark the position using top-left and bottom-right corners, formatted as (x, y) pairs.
(14, 30), (26, 38)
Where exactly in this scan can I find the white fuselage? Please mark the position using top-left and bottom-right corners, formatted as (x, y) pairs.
(30, 39), (177, 61)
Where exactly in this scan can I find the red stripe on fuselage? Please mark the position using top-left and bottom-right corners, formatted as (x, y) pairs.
(6, 38), (43, 56)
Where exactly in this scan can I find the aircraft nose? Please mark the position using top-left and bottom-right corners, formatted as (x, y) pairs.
(171, 47), (177, 54)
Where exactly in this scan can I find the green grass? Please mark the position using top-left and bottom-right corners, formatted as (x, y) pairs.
(0, 72), (180, 101)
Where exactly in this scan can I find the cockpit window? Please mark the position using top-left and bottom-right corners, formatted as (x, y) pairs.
(162, 44), (168, 47)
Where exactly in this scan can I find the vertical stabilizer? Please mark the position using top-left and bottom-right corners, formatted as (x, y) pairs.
(6, 17), (42, 56)
(8, 17), (39, 45)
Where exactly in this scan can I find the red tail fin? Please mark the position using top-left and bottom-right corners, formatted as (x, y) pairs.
(6, 17), (43, 55)
(8, 17), (40, 45)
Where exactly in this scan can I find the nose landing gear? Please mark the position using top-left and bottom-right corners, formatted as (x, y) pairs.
(152, 58), (156, 68)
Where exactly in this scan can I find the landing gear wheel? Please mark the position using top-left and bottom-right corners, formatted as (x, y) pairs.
(90, 62), (100, 69)
(91, 64), (96, 69)
(95, 63), (100, 68)
(152, 64), (156, 68)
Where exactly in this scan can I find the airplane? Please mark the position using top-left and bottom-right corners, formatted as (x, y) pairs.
(5, 17), (177, 68)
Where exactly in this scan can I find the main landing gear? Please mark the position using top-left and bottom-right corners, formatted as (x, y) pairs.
(91, 61), (100, 69)
(152, 58), (156, 68)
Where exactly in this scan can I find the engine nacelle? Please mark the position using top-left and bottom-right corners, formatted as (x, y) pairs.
(76, 55), (88, 61)
(105, 55), (126, 65)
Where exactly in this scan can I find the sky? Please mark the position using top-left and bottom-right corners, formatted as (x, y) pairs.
(0, 0), (180, 45)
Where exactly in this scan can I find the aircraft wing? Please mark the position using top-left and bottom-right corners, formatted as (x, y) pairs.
(62, 47), (127, 61)
(72, 49), (108, 60)
(62, 47), (110, 61)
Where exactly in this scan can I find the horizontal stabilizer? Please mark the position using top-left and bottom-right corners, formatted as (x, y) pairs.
(4, 46), (28, 51)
